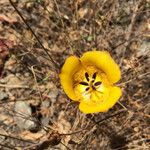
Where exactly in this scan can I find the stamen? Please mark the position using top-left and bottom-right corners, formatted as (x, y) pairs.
(92, 72), (97, 80)
(85, 72), (89, 81)
(94, 81), (102, 86)
(92, 85), (96, 90)
(85, 87), (90, 91)
(79, 81), (89, 86)
(91, 80), (94, 83)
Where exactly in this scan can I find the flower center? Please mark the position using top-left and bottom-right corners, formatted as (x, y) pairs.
(73, 66), (110, 104)
(79, 72), (102, 92)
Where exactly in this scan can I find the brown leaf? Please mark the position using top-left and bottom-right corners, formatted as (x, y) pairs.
(0, 39), (12, 77)
(0, 14), (18, 24)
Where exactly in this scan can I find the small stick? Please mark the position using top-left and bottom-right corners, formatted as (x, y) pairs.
(30, 66), (43, 102)
(95, 109), (127, 124)
(117, 71), (150, 86)
(0, 133), (35, 144)
(0, 84), (29, 89)
(117, 101), (127, 110)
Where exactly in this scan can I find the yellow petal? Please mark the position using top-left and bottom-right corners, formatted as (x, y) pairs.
(59, 56), (81, 100)
(79, 86), (122, 114)
(80, 51), (121, 84)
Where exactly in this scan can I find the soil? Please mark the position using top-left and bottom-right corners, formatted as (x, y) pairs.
(0, 0), (149, 150)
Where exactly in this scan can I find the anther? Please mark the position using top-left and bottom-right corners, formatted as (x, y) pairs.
(92, 72), (97, 80)
(94, 81), (102, 86)
(79, 81), (89, 86)
(85, 72), (89, 81)
(85, 87), (90, 91)
(92, 85), (96, 90)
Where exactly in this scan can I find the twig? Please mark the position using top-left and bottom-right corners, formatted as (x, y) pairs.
(30, 66), (43, 102)
(117, 101), (127, 110)
(117, 71), (150, 86)
(0, 133), (35, 144)
(53, 0), (65, 28)
(60, 129), (86, 136)
(95, 109), (127, 124)
(0, 143), (17, 150)
(60, 141), (72, 150)
(0, 84), (29, 89)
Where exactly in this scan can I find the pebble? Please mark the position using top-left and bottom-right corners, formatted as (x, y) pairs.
(41, 100), (50, 108)
(0, 128), (7, 143)
(0, 78), (6, 83)
(0, 91), (9, 100)
(41, 117), (50, 127)
(137, 40), (150, 57)
(14, 101), (37, 131)
(48, 86), (59, 103)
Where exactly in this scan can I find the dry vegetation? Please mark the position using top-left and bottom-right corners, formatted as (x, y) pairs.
(0, 0), (150, 150)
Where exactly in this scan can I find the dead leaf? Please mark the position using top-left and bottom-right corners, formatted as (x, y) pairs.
(0, 39), (11, 77)
(78, 7), (88, 19)
(20, 130), (44, 141)
(0, 14), (18, 24)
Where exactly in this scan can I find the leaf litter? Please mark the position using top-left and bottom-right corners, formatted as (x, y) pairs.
(0, 0), (149, 150)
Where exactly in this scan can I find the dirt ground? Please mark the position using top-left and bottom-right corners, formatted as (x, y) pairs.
(0, 0), (150, 150)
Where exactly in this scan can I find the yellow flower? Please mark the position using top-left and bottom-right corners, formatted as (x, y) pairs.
(59, 51), (122, 114)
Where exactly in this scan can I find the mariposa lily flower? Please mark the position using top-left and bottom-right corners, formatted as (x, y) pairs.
(59, 51), (122, 114)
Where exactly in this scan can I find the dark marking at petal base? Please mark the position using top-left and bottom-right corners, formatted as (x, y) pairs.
(94, 81), (102, 86)
(92, 72), (97, 80)
(85, 72), (89, 81)
(85, 87), (90, 91)
(79, 81), (89, 86)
